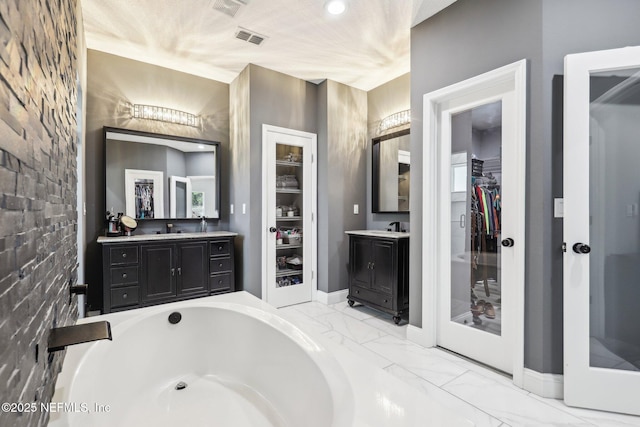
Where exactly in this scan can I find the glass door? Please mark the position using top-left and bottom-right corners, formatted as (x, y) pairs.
(422, 60), (527, 379)
(564, 46), (640, 415)
(263, 125), (317, 308)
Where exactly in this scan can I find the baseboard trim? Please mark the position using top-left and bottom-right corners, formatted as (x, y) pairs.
(407, 324), (433, 348)
(522, 368), (564, 399)
(315, 289), (348, 305)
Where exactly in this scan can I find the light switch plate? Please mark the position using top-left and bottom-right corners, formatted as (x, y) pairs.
(554, 198), (564, 218)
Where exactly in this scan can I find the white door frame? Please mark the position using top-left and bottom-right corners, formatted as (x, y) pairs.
(419, 60), (527, 386)
(261, 124), (318, 307)
(563, 45), (640, 415)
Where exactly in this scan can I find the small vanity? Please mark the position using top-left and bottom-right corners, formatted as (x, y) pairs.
(98, 231), (237, 313)
(345, 230), (409, 324)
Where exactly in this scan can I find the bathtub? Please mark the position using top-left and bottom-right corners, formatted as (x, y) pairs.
(50, 292), (473, 427)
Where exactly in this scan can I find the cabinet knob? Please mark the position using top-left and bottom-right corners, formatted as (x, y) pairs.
(355, 289), (359, 294)
(218, 246), (223, 251)
(122, 273), (127, 279)
(219, 263), (223, 268)
(122, 252), (127, 258)
(122, 293), (128, 299)
(177, 267), (182, 276)
(171, 268), (175, 276)
(218, 280), (223, 285)
(572, 242), (591, 254)
(384, 299), (388, 303)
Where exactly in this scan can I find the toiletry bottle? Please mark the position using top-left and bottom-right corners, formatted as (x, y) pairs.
(200, 216), (207, 232)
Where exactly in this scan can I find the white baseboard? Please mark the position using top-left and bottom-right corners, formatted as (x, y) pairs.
(407, 325), (434, 348)
(522, 368), (564, 399)
(315, 289), (348, 305)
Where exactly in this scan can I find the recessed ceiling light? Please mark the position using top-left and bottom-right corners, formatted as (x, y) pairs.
(326, 0), (346, 15)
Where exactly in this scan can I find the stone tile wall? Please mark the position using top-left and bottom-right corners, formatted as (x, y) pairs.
(0, 0), (79, 425)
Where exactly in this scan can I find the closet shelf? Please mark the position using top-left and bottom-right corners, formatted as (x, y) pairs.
(276, 160), (302, 168)
(276, 216), (302, 221)
(276, 269), (303, 278)
(276, 243), (302, 250)
(276, 188), (301, 194)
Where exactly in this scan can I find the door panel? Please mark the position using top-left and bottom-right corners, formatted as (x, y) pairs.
(371, 240), (395, 294)
(141, 244), (175, 302)
(564, 46), (640, 415)
(177, 241), (208, 296)
(263, 125), (317, 308)
(350, 238), (372, 288)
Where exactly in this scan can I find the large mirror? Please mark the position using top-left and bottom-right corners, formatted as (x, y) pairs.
(372, 128), (410, 213)
(105, 127), (220, 220)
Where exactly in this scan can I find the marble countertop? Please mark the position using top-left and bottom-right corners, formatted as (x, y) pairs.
(97, 231), (238, 243)
(345, 230), (410, 239)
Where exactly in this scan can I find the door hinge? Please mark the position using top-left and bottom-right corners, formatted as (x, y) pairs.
(311, 212), (314, 222)
(311, 270), (314, 279)
(562, 242), (567, 253)
(311, 153), (314, 163)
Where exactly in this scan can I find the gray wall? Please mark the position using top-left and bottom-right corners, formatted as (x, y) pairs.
(85, 50), (230, 310)
(411, 0), (640, 374)
(367, 73), (411, 230)
(230, 64), (318, 297)
(0, 0), (81, 425)
(317, 80), (368, 294)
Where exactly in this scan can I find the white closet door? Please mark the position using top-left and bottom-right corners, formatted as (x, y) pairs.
(262, 125), (317, 308)
(422, 60), (526, 379)
(563, 46), (640, 415)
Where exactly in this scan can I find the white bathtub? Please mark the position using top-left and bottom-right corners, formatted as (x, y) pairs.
(50, 292), (474, 427)
(49, 293), (353, 427)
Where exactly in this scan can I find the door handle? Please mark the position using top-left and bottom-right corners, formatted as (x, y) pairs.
(572, 243), (591, 254)
(177, 267), (182, 276)
(269, 227), (277, 233)
(459, 214), (465, 228)
(501, 238), (515, 247)
(171, 268), (175, 276)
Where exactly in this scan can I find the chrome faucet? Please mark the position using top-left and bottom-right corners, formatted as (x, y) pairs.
(388, 221), (401, 232)
(48, 321), (112, 353)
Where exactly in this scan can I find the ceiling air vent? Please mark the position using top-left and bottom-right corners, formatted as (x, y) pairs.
(212, 0), (250, 18)
(235, 27), (267, 46)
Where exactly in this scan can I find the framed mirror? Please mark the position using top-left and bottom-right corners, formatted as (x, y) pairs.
(372, 128), (410, 213)
(104, 127), (220, 220)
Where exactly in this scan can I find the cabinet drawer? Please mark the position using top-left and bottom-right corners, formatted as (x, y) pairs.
(210, 257), (232, 273)
(110, 266), (138, 286)
(209, 273), (232, 292)
(210, 240), (231, 256)
(350, 286), (393, 310)
(111, 286), (139, 308)
(109, 246), (138, 265)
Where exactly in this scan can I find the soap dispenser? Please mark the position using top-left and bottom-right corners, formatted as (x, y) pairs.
(200, 216), (208, 232)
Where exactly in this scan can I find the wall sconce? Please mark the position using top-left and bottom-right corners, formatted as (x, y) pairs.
(378, 109), (411, 133)
(131, 104), (199, 127)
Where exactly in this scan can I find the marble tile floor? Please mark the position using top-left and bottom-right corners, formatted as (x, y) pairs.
(277, 300), (640, 427)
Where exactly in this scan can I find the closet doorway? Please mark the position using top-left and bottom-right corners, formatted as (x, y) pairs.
(563, 46), (640, 415)
(262, 125), (317, 308)
(421, 60), (527, 381)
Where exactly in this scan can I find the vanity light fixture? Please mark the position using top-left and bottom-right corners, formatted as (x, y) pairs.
(325, 0), (346, 15)
(132, 104), (199, 127)
(378, 109), (411, 133)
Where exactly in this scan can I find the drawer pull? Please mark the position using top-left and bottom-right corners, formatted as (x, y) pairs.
(384, 299), (388, 303)
(122, 252), (127, 258)
(218, 280), (223, 285)
(122, 293), (128, 299)
(219, 263), (223, 268)
(218, 246), (223, 251)
(122, 273), (127, 279)
(355, 290), (360, 294)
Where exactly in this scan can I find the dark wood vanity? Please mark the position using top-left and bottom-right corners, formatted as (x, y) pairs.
(346, 231), (409, 324)
(99, 232), (236, 313)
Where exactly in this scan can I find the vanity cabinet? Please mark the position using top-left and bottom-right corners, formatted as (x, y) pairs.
(100, 233), (236, 313)
(346, 232), (409, 324)
(140, 241), (209, 304)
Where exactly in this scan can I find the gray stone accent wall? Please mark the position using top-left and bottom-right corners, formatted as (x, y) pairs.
(0, 0), (79, 426)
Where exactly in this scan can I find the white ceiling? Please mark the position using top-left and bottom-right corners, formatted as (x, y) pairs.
(80, 0), (456, 92)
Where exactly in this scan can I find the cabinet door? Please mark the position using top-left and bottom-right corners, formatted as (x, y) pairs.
(141, 244), (176, 302)
(350, 237), (372, 288)
(371, 239), (395, 294)
(177, 241), (208, 296)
